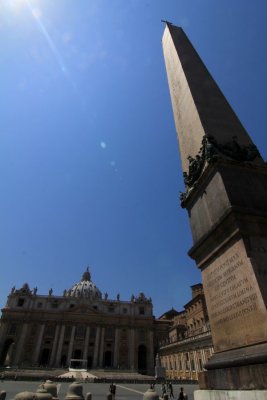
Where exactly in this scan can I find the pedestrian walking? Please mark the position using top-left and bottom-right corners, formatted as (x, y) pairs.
(178, 387), (187, 400)
(162, 383), (166, 397)
(169, 382), (174, 398)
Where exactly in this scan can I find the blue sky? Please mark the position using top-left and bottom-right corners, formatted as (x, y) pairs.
(1, 0), (267, 317)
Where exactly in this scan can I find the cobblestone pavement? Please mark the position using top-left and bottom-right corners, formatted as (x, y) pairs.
(0, 381), (199, 400)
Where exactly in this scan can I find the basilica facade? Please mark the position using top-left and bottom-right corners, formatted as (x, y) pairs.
(0, 269), (169, 375)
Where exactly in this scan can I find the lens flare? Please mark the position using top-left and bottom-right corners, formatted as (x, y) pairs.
(7, 0), (27, 13)
(25, 0), (68, 75)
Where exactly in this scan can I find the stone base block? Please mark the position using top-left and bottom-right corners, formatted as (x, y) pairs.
(198, 363), (267, 390)
(194, 389), (267, 400)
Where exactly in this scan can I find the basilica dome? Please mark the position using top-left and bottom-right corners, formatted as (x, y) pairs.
(67, 269), (102, 300)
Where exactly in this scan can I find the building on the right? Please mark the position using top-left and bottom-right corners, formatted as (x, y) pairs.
(159, 284), (214, 381)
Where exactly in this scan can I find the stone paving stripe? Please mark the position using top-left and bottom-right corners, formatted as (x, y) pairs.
(57, 383), (61, 395)
(116, 385), (145, 395)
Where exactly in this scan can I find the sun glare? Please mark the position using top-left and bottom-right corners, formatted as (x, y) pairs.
(8, 0), (27, 13)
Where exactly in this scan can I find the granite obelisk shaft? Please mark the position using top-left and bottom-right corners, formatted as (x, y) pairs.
(162, 24), (263, 173)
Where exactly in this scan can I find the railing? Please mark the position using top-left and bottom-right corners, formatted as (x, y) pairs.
(159, 329), (211, 348)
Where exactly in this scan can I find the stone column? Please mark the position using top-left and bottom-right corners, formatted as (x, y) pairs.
(147, 330), (154, 375)
(129, 328), (135, 370)
(177, 354), (181, 375)
(13, 323), (28, 365)
(193, 350), (198, 376)
(201, 349), (206, 370)
(188, 353), (193, 380)
(0, 322), (8, 347)
(32, 324), (45, 365)
(0, 323), (9, 364)
(98, 327), (105, 367)
(92, 326), (100, 368)
(83, 327), (90, 362)
(67, 326), (76, 365)
(201, 349), (207, 368)
(113, 328), (119, 368)
(49, 324), (60, 366)
(176, 354), (180, 373)
(180, 352), (185, 378)
(55, 325), (66, 366)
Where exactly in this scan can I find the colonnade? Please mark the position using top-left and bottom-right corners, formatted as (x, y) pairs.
(2, 322), (154, 373)
(160, 346), (214, 380)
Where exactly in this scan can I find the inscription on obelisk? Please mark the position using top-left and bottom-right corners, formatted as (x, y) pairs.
(203, 239), (266, 352)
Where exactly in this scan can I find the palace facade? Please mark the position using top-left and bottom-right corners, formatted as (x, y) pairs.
(0, 269), (170, 375)
(159, 284), (214, 381)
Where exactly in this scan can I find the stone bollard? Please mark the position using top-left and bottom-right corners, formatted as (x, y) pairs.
(42, 381), (58, 400)
(0, 391), (6, 400)
(65, 382), (84, 400)
(143, 388), (159, 400)
(35, 388), (53, 400)
(14, 392), (37, 400)
(85, 394), (91, 400)
(106, 394), (112, 400)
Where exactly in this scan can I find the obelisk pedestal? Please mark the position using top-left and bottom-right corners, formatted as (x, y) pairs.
(162, 23), (267, 399)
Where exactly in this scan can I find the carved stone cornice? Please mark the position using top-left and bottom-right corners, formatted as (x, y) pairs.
(180, 134), (262, 207)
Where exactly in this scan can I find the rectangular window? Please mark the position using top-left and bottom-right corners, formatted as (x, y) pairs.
(44, 325), (55, 337)
(90, 328), (96, 339)
(17, 298), (25, 307)
(139, 307), (145, 315)
(76, 326), (85, 338)
(139, 330), (145, 341)
(105, 327), (114, 339)
(30, 324), (37, 337)
(65, 326), (72, 338)
(8, 324), (17, 336)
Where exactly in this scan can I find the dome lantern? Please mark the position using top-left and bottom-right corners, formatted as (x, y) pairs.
(82, 267), (91, 282)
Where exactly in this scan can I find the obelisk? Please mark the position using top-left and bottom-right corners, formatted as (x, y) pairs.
(162, 23), (267, 398)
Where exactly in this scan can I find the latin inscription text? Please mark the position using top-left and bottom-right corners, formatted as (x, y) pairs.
(205, 252), (258, 326)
